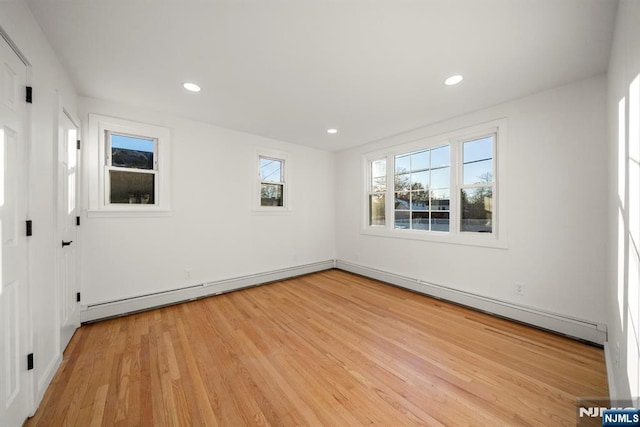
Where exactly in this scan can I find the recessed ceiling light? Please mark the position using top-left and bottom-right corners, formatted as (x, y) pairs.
(183, 82), (201, 92)
(444, 75), (464, 86)
(327, 128), (338, 134)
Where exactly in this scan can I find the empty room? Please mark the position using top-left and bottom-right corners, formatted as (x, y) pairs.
(0, 0), (638, 425)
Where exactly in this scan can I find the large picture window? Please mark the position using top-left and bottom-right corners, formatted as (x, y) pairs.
(394, 145), (450, 232)
(363, 120), (505, 247)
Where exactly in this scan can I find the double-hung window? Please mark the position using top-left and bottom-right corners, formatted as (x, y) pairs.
(106, 132), (157, 205)
(254, 150), (289, 212)
(364, 120), (505, 247)
(259, 156), (285, 207)
(368, 159), (386, 226)
(460, 135), (494, 233)
(88, 114), (171, 216)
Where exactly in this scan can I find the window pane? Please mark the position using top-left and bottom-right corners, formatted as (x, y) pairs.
(395, 192), (410, 210)
(431, 167), (450, 189)
(431, 212), (450, 232)
(411, 211), (429, 230)
(411, 170), (428, 190)
(431, 189), (450, 211)
(410, 150), (429, 171)
(372, 159), (386, 178)
(431, 145), (450, 168)
(369, 194), (385, 226)
(463, 136), (493, 163)
(111, 133), (155, 170)
(372, 177), (386, 192)
(411, 191), (429, 210)
(260, 158), (283, 182)
(462, 136), (493, 184)
(395, 173), (410, 191)
(68, 129), (77, 169)
(109, 170), (155, 204)
(394, 210), (410, 229)
(463, 159), (493, 185)
(68, 172), (76, 214)
(461, 187), (493, 232)
(395, 154), (410, 174)
(260, 183), (283, 206)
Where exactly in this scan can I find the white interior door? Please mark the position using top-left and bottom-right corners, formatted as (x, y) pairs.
(0, 35), (30, 427)
(58, 110), (80, 351)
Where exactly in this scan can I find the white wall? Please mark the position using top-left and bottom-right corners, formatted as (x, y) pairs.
(0, 0), (79, 412)
(0, 0), (618, 416)
(78, 97), (336, 306)
(336, 75), (608, 325)
(607, 0), (640, 403)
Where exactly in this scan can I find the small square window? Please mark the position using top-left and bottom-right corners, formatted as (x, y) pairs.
(106, 131), (158, 206)
(88, 114), (171, 216)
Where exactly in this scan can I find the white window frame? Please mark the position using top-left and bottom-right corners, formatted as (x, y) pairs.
(367, 157), (387, 227)
(362, 119), (507, 248)
(253, 149), (290, 213)
(88, 114), (171, 217)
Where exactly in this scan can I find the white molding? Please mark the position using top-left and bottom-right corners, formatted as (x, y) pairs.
(87, 113), (172, 214)
(81, 260), (334, 323)
(604, 341), (620, 401)
(31, 354), (61, 416)
(336, 260), (607, 345)
(81, 259), (608, 346)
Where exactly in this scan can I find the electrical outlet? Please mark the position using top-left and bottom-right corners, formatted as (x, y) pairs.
(514, 281), (525, 296)
(184, 269), (192, 279)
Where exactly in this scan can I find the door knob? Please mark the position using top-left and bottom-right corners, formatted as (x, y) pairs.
(61, 240), (73, 248)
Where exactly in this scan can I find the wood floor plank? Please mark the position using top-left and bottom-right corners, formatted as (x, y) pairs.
(26, 269), (608, 426)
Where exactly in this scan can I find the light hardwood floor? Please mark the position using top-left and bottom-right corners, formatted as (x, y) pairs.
(26, 269), (607, 426)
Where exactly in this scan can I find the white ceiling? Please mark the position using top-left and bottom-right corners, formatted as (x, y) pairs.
(26, 0), (617, 151)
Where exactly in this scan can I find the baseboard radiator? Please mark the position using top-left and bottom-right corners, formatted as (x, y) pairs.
(81, 258), (607, 346)
(336, 260), (607, 346)
(81, 260), (336, 323)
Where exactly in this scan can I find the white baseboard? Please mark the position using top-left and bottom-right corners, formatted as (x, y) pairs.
(81, 258), (607, 345)
(336, 260), (607, 345)
(81, 260), (335, 323)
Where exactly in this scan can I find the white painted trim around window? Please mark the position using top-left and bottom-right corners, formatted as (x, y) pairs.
(87, 114), (171, 217)
(362, 119), (507, 249)
(252, 148), (291, 214)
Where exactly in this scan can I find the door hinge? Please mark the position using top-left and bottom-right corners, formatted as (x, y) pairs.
(27, 353), (34, 370)
(76, 292), (81, 303)
(76, 139), (81, 150)
(76, 216), (80, 226)
(26, 86), (32, 103)
(26, 220), (33, 237)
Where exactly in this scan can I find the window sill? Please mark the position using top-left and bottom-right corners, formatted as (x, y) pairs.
(361, 226), (507, 249)
(251, 208), (292, 216)
(87, 208), (173, 219)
